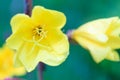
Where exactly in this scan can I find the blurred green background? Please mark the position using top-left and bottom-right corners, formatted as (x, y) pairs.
(1, 0), (120, 80)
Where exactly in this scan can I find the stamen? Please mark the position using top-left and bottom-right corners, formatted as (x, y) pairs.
(29, 44), (36, 55)
(32, 26), (47, 40)
(23, 25), (50, 50)
(23, 37), (51, 50)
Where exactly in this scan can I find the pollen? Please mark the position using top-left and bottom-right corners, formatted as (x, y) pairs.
(32, 25), (47, 41)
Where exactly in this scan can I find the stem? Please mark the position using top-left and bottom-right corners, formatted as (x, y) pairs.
(5, 78), (23, 80)
(66, 30), (74, 40)
(25, 0), (44, 80)
(25, 0), (32, 16)
(38, 62), (45, 80)
(66, 30), (78, 44)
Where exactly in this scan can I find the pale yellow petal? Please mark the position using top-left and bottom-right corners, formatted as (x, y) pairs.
(10, 14), (36, 40)
(73, 31), (108, 43)
(10, 14), (34, 33)
(31, 6), (66, 29)
(38, 49), (69, 66)
(7, 6), (68, 72)
(17, 42), (40, 72)
(106, 36), (120, 49)
(105, 50), (119, 61)
(13, 67), (26, 76)
(77, 17), (119, 34)
(37, 30), (69, 66)
(72, 34), (111, 63)
(73, 17), (118, 43)
(71, 17), (120, 63)
(6, 31), (24, 49)
(106, 19), (120, 35)
(0, 44), (26, 78)
(14, 51), (24, 67)
(45, 29), (69, 55)
(7, 16), (35, 49)
(17, 30), (69, 72)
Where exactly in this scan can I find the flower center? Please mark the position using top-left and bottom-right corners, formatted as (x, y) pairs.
(32, 25), (47, 41)
(23, 25), (50, 50)
(33, 26), (42, 36)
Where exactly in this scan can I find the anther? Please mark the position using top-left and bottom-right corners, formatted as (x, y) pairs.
(32, 25), (47, 41)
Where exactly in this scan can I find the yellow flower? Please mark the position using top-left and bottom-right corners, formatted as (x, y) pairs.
(6, 6), (69, 72)
(0, 44), (25, 79)
(71, 17), (120, 63)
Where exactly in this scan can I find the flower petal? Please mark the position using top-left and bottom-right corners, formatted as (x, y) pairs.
(106, 18), (120, 35)
(77, 17), (118, 34)
(38, 49), (69, 66)
(13, 67), (26, 76)
(46, 29), (69, 55)
(7, 14), (36, 49)
(31, 6), (66, 29)
(73, 31), (108, 43)
(71, 17), (120, 63)
(7, 6), (68, 72)
(72, 35), (111, 63)
(10, 14), (34, 33)
(6, 31), (23, 49)
(105, 50), (119, 61)
(73, 17), (119, 43)
(38, 29), (69, 65)
(14, 50), (24, 67)
(16, 30), (69, 72)
(18, 42), (69, 72)
(107, 36), (120, 49)
(17, 42), (41, 72)
(0, 44), (26, 78)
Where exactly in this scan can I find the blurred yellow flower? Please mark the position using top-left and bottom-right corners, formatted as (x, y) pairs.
(0, 44), (25, 79)
(6, 6), (69, 72)
(71, 17), (120, 63)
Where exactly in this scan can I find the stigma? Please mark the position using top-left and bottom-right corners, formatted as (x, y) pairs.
(32, 25), (47, 41)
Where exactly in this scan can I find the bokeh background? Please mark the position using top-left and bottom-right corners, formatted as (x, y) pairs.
(1, 0), (120, 80)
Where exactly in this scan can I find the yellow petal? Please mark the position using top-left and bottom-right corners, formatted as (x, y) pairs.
(7, 6), (68, 72)
(106, 36), (120, 49)
(106, 18), (120, 35)
(41, 29), (69, 56)
(73, 17), (118, 43)
(105, 50), (119, 61)
(73, 31), (108, 43)
(16, 30), (69, 72)
(0, 44), (26, 79)
(10, 14), (34, 33)
(6, 31), (24, 49)
(31, 6), (66, 29)
(72, 34), (111, 63)
(38, 49), (69, 66)
(71, 17), (120, 63)
(7, 14), (36, 49)
(37, 29), (69, 65)
(77, 17), (119, 34)
(17, 42), (40, 72)
(19, 36), (68, 72)
(14, 50), (24, 67)
(13, 67), (26, 76)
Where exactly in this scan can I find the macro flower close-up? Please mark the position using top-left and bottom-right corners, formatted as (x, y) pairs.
(0, 44), (25, 79)
(2, 0), (120, 80)
(6, 6), (69, 72)
(71, 17), (120, 63)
